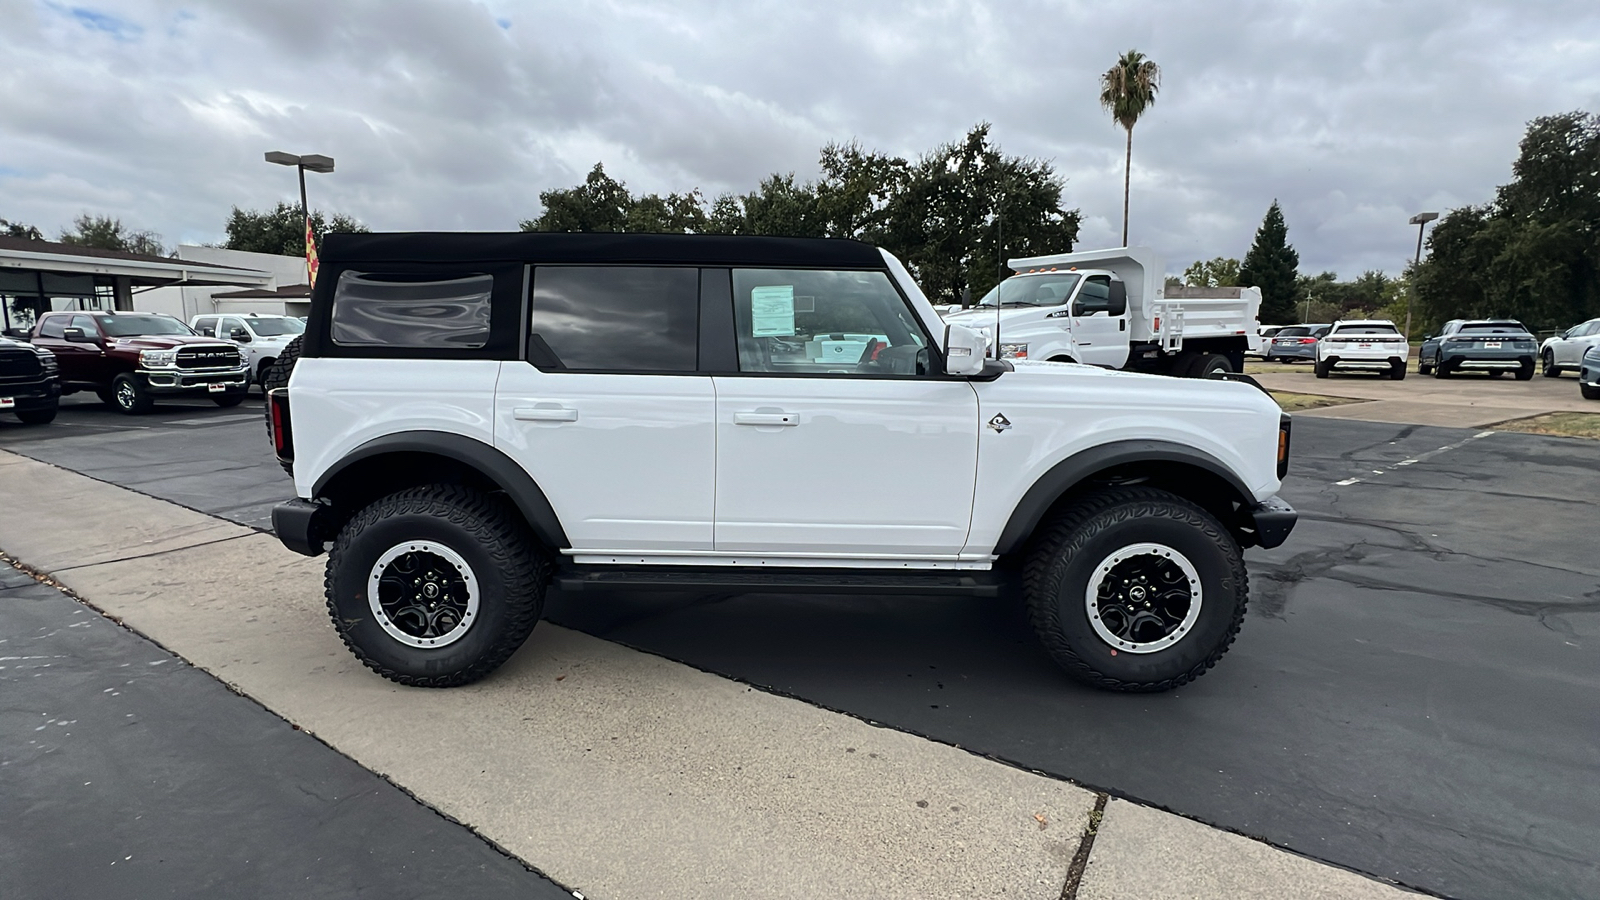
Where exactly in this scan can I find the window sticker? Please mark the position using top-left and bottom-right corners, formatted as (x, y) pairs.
(750, 285), (796, 337)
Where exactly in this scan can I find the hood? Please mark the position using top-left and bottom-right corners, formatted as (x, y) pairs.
(111, 335), (239, 351)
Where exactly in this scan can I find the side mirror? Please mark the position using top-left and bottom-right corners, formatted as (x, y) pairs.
(943, 323), (987, 377)
(63, 327), (94, 343)
(230, 328), (251, 342)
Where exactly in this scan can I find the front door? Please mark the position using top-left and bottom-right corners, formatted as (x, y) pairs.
(1069, 275), (1130, 368)
(711, 267), (979, 558)
(495, 265), (715, 552)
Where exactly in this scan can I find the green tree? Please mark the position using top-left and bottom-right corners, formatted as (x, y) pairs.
(2, 217), (43, 241)
(1181, 257), (1241, 287)
(59, 214), (167, 257)
(1099, 49), (1160, 247)
(1413, 111), (1600, 332)
(1239, 201), (1300, 324)
(521, 163), (712, 235)
(224, 203), (368, 257)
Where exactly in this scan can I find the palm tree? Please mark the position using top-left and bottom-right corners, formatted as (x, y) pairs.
(1099, 50), (1161, 246)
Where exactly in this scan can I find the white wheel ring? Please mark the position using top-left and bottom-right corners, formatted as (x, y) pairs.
(367, 540), (480, 649)
(1085, 541), (1203, 654)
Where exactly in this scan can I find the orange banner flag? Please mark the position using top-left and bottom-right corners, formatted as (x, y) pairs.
(305, 216), (320, 289)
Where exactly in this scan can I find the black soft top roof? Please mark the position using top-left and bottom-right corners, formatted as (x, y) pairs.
(320, 232), (887, 269)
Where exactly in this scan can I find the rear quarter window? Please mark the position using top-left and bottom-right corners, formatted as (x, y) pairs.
(331, 272), (493, 348)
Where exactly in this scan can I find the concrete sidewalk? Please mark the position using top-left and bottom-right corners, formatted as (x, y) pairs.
(1252, 366), (1595, 428)
(0, 449), (1419, 899)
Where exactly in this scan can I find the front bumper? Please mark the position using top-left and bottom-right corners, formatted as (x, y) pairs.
(137, 366), (250, 394)
(0, 377), (62, 410)
(1242, 496), (1297, 549)
(273, 498), (334, 557)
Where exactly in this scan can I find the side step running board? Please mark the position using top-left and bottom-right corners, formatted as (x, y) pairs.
(555, 568), (1005, 598)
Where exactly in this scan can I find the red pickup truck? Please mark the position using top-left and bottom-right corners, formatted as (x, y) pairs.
(30, 311), (250, 414)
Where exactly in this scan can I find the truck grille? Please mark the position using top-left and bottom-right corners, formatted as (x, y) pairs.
(0, 348), (43, 380)
(176, 346), (239, 369)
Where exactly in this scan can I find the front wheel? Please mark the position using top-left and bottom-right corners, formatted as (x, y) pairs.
(111, 373), (154, 414)
(1024, 487), (1247, 692)
(16, 404), (58, 425)
(211, 389), (246, 407)
(325, 485), (550, 687)
(1581, 382), (1600, 400)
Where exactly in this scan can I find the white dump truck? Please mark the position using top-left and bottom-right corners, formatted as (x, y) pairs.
(943, 247), (1262, 377)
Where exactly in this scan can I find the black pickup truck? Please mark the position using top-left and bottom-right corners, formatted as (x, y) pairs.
(0, 334), (61, 424)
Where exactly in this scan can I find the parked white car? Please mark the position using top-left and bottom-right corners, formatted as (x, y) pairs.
(190, 313), (305, 387)
(1247, 325), (1285, 360)
(1539, 318), (1600, 378)
(1314, 320), (1408, 380)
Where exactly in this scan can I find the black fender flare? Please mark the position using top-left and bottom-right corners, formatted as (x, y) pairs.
(991, 440), (1253, 556)
(312, 430), (570, 549)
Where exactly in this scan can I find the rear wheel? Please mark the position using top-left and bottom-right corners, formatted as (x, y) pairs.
(1314, 359), (1331, 378)
(1188, 353), (1233, 378)
(1542, 350), (1561, 377)
(1389, 361), (1407, 380)
(1488, 370), (1505, 378)
(325, 485), (551, 688)
(1024, 487), (1247, 692)
(1515, 361), (1535, 381)
(1432, 358), (1452, 378)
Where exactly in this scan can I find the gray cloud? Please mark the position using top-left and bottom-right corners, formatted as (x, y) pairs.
(2, 0), (1597, 278)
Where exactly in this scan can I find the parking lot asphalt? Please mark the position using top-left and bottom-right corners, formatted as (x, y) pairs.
(2, 392), (1598, 900)
(0, 562), (570, 900)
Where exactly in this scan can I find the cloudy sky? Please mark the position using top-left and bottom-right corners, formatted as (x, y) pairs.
(2, 0), (1597, 278)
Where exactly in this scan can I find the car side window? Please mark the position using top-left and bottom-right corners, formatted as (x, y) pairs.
(1073, 276), (1113, 316)
(730, 268), (932, 377)
(70, 314), (98, 334)
(194, 317), (217, 337)
(38, 316), (66, 339)
(331, 271), (493, 349)
(222, 317), (248, 339)
(528, 266), (699, 372)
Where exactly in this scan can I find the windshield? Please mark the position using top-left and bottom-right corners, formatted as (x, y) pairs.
(975, 273), (1082, 308)
(248, 318), (304, 336)
(1459, 322), (1527, 334)
(95, 315), (195, 337)
(1334, 324), (1400, 335)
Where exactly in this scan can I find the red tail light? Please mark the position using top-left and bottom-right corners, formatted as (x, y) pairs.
(1298, 338), (1317, 344)
(268, 389), (293, 463)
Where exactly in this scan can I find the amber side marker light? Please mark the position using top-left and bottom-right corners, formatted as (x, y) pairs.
(1277, 415), (1292, 478)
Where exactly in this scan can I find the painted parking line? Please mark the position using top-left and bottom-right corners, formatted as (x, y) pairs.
(1330, 430), (1497, 486)
(165, 414), (262, 426)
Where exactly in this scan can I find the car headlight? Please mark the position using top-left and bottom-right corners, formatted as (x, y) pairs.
(999, 343), (1029, 360)
(238, 347), (249, 365)
(140, 349), (178, 367)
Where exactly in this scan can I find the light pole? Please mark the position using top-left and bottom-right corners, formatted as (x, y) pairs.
(265, 151), (335, 281)
(1406, 211), (1438, 341)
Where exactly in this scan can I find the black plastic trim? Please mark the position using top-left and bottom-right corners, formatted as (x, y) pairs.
(272, 498), (331, 557)
(311, 430), (570, 549)
(556, 566), (1004, 597)
(1245, 495), (1297, 549)
(992, 440), (1254, 556)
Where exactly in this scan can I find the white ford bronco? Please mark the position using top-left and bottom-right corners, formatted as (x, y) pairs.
(269, 232), (1296, 692)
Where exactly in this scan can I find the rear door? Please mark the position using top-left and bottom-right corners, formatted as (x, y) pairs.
(494, 265), (716, 552)
(710, 266), (979, 558)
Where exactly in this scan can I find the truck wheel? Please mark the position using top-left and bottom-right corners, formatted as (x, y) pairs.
(111, 373), (154, 415)
(261, 335), (302, 475)
(1541, 350), (1561, 377)
(325, 485), (551, 688)
(211, 389), (246, 407)
(16, 404), (58, 425)
(1023, 487), (1247, 692)
(1314, 359), (1330, 379)
(1189, 353), (1233, 378)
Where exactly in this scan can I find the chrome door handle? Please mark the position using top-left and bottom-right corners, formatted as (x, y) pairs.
(734, 412), (798, 426)
(514, 406), (578, 422)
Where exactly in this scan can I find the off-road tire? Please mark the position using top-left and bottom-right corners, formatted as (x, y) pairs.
(212, 389), (246, 407)
(1515, 361), (1535, 381)
(1023, 487), (1247, 693)
(261, 335), (302, 474)
(325, 485), (551, 688)
(1389, 361), (1407, 380)
(1314, 359), (1331, 379)
(111, 373), (154, 415)
(16, 404), (58, 425)
(1542, 350), (1561, 377)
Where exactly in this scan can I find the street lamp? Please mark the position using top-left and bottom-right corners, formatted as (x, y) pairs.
(266, 151), (334, 285)
(1405, 211), (1438, 341)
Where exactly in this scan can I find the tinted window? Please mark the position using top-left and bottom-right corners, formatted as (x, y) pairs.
(1334, 324), (1399, 335)
(731, 269), (931, 376)
(38, 316), (66, 339)
(96, 315), (192, 337)
(70, 315), (98, 333)
(194, 317), (218, 336)
(249, 317), (303, 336)
(332, 272), (492, 348)
(1459, 322), (1527, 334)
(530, 267), (698, 372)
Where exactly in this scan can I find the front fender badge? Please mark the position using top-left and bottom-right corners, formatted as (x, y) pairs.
(988, 413), (1012, 433)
